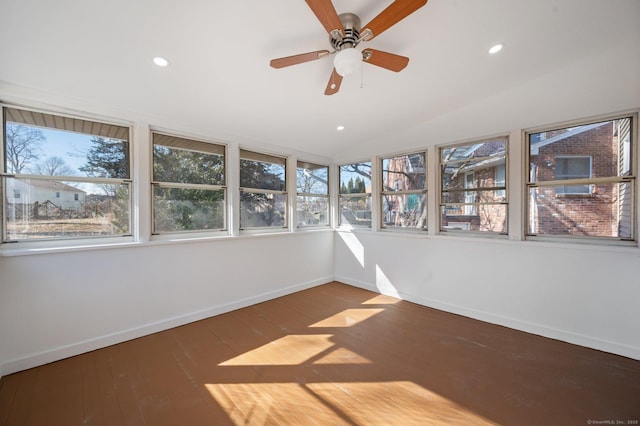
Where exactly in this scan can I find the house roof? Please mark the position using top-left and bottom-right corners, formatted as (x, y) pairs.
(1, 0), (638, 161)
(529, 122), (609, 155)
(23, 179), (86, 194)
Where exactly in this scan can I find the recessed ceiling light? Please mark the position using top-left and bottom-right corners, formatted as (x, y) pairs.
(336, 125), (345, 131)
(153, 56), (169, 67)
(488, 44), (503, 54)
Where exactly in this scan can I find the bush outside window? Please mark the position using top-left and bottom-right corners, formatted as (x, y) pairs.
(239, 149), (287, 229)
(296, 161), (329, 227)
(380, 151), (427, 230)
(440, 138), (508, 233)
(339, 161), (372, 228)
(152, 133), (226, 233)
(2, 106), (131, 241)
(527, 116), (635, 241)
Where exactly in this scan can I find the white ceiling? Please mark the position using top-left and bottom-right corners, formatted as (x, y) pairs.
(1, 0), (639, 162)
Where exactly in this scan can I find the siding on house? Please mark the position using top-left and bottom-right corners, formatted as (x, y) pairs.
(6, 179), (86, 210)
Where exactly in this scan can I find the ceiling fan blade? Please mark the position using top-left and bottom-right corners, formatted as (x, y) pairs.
(270, 50), (330, 69)
(362, 49), (409, 72)
(305, 0), (344, 37)
(360, 0), (428, 41)
(324, 68), (343, 95)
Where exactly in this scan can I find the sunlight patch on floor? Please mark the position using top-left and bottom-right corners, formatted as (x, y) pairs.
(205, 381), (497, 425)
(306, 381), (498, 425)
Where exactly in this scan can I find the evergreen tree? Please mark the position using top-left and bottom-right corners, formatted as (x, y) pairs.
(80, 137), (129, 179)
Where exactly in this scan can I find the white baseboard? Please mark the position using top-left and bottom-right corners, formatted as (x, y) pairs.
(0, 277), (333, 376)
(334, 275), (640, 361)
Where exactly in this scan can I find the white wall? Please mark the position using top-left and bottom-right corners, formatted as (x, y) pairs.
(0, 231), (334, 375)
(334, 231), (640, 360)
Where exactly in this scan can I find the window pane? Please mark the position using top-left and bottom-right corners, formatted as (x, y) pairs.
(528, 182), (632, 238)
(5, 177), (130, 240)
(339, 163), (371, 194)
(382, 153), (425, 191)
(4, 122), (129, 179)
(441, 204), (507, 233)
(240, 160), (286, 191)
(382, 193), (426, 229)
(339, 195), (371, 227)
(297, 162), (328, 194)
(240, 192), (286, 228)
(153, 145), (224, 185)
(297, 195), (329, 226)
(529, 119), (627, 182)
(153, 187), (225, 233)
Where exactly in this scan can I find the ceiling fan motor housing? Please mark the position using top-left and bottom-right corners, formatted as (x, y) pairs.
(330, 13), (361, 50)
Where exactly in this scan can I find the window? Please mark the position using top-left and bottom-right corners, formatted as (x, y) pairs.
(527, 116), (635, 241)
(2, 106), (131, 242)
(152, 132), (226, 233)
(440, 138), (508, 234)
(239, 149), (286, 229)
(339, 161), (372, 228)
(554, 156), (592, 194)
(380, 151), (426, 230)
(296, 161), (329, 227)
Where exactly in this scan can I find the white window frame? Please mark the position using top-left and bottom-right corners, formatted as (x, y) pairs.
(379, 150), (427, 232)
(338, 161), (372, 229)
(525, 114), (636, 244)
(239, 149), (287, 231)
(296, 161), (330, 228)
(151, 131), (227, 235)
(439, 137), (508, 235)
(1, 105), (132, 244)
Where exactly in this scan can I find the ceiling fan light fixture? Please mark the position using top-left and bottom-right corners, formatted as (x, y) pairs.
(334, 47), (362, 77)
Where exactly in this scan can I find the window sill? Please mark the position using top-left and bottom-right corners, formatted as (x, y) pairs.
(0, 237), (139, 257)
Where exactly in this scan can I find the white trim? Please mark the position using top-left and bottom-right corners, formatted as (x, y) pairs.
(336, 275), (640, 361)
(0, 276), (334, 376)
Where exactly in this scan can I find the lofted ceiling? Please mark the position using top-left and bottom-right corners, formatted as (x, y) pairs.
(1, 0), (639, 162)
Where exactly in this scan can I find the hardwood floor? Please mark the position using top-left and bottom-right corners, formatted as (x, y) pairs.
(1, 282), (639, 425)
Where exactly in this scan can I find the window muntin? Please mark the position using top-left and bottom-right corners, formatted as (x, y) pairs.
(380, 152), (426, 230)
(297, 161), (329, 227)
(2, 106), (131, 241)
(440, 138), (508, 234)
(339, 161), (372, 228)
(239, 149), (287, 229)
(527, 117), (634, 240)
(152, 133), (226, 233)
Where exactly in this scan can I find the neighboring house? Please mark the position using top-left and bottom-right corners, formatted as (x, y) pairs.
(441, 121), (630, 237)
(381, 154), (425, 227)
(529, 120), (631, 237)
(442, 140), (507, 232)
(6, 179), (86, 213)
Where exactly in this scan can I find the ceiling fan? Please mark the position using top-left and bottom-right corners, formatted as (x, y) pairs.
(270, 0), (428, 95)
